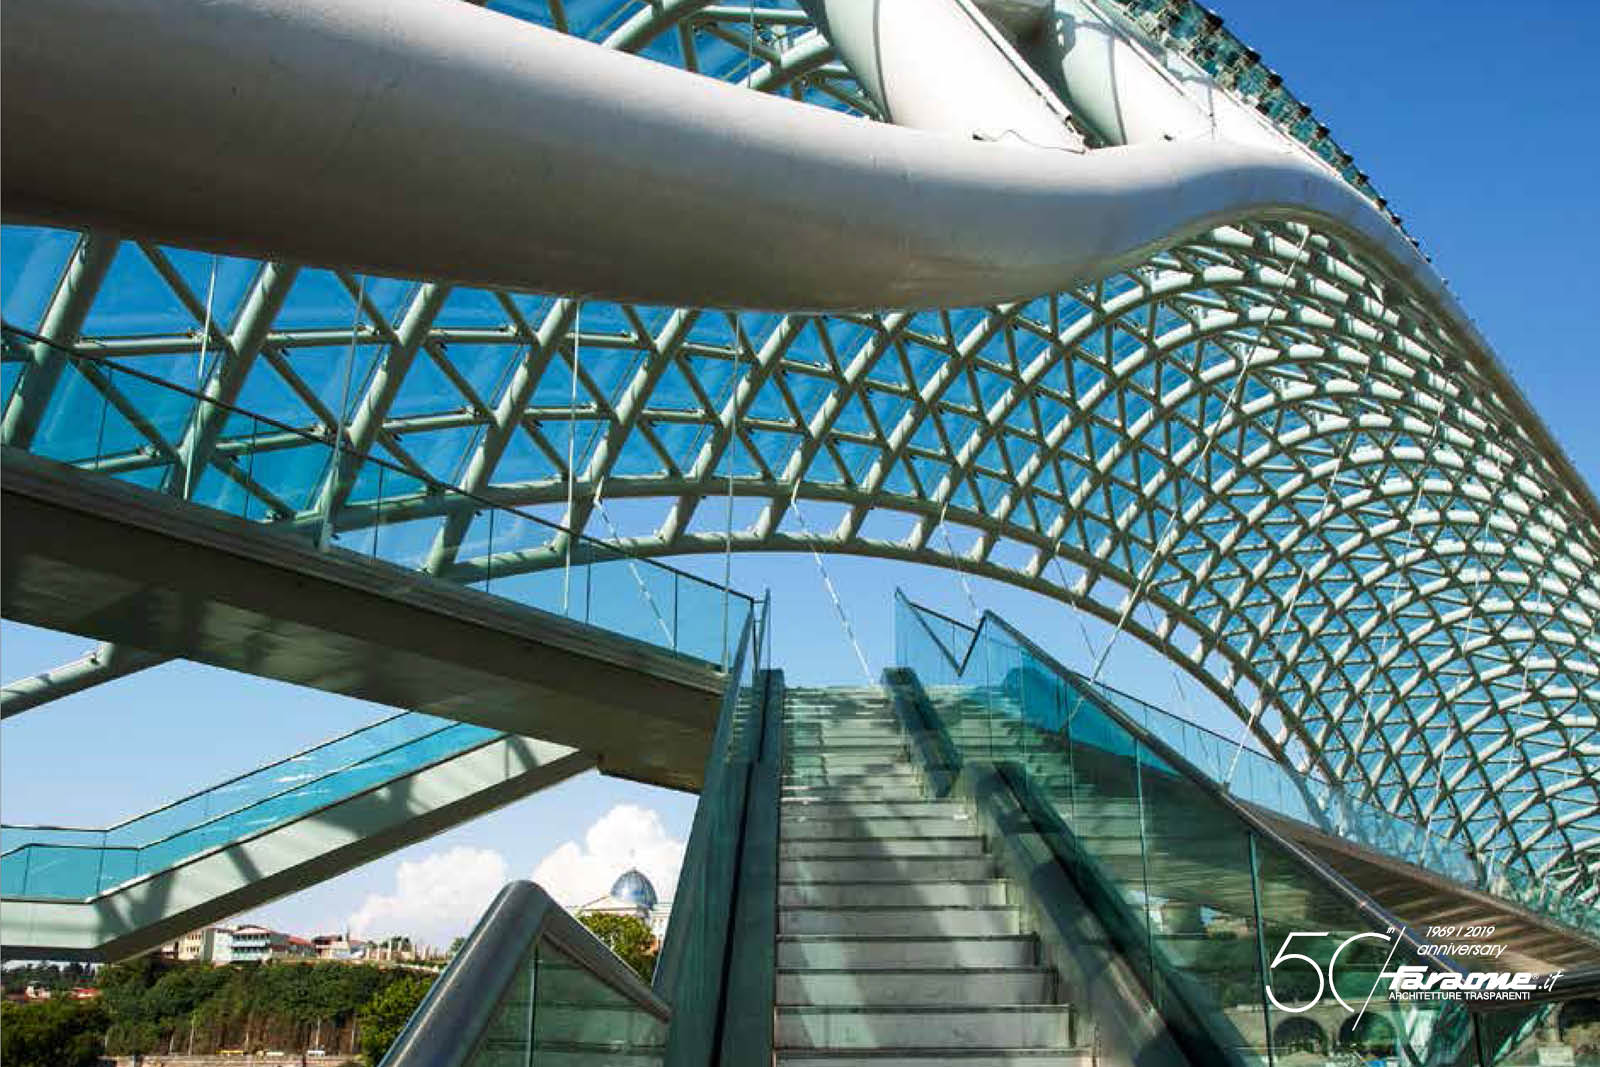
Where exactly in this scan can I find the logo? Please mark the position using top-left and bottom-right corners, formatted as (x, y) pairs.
(1266, 929), (1558, 1017)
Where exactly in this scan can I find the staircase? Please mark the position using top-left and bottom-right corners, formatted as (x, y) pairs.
(777, 687), (1091, 1066)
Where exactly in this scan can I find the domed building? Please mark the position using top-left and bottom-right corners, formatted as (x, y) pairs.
(576, 868), (671, 940)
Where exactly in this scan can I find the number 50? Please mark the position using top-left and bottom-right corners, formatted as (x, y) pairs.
(1267, 930), (1392, 1014)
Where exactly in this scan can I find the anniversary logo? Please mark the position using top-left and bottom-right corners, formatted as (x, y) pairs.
(1267, 925), (1560, 1014)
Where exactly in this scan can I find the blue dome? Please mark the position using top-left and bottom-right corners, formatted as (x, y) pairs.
(609, 868), (657, 911)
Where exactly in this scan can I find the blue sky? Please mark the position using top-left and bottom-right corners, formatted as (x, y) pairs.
(3, 0), (1596, 950)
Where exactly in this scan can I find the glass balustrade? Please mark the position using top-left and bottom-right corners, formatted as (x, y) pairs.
(383, 881), (670, 1067)
(1, 712), (499, 899)
(463, 938), (669, 1066)
(379, 597), (769, 1067)
(895, 591), (1574, 1066)
(895, 593), (1600, 942)
(1, 324), (752, 668)
(2, 322), (759, 902)
(652, 593), (776, 1066)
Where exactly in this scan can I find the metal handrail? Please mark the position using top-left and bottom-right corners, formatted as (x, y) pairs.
(380, 880), (668, 1067)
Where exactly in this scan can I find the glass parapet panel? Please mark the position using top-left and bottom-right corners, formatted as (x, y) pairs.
(0, 325), (752, 669)
(462, 941), (668, 1067)
(651, 592), (773, 1063)
(893, 591), (1550, 1067)
(387, 881), (669, 1067)
(1, 324), (755, 908)
(890, 593), (1600, 941)
(1, 711), (500, 899)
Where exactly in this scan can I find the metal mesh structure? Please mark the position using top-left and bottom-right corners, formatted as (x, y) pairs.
(2, 0), (1597, 904)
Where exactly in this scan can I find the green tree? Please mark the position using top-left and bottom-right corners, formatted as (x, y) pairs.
(1, 999), (108, 1067)
(356, 973), (434, 1065)
(580, 912), (657, 982)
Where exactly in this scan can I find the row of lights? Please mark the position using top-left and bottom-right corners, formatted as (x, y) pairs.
(1114, 0), (1424, 257)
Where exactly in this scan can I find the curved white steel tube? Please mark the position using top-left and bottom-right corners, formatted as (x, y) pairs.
(5, 0), (1444, 320)
(803, 0), (1085, 150)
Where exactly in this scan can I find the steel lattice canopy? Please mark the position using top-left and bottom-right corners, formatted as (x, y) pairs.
(1, 0), (1597, 905)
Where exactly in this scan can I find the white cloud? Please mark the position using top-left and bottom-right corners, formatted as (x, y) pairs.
(531, 804), (685, 909)
(347, 845), (509, 946)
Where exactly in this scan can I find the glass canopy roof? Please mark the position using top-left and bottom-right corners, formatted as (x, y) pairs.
(2, 0), (1597, 907)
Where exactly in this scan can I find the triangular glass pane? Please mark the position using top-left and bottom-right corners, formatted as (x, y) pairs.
(275, 268), (358, 332)
(82, 244), (196, 337)
(2, 226), (78, 331)
(162, 247), (260, 333)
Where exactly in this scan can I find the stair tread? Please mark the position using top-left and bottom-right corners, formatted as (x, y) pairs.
(782, 834), (982, 841)
(774, 883), (998, 889)
(778, 966), (1052, 975)
(781, 905), (1018, 912)
(778, 934), (1036, 942)
(779, 1005), (1073, 1016)
(776, 1051), (1090, 1062)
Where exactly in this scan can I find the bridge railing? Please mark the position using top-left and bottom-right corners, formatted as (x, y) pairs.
(653, 591), (781, 1066)
(894, 590), (1501, 1066)
(376, 592), (773, 1067)
(1, 320), (758, 902)
(0, 712), (500, 900)
(379, 880), (670, 1067)
(2, 323), (752, 668)
(895, 592), (1600, 942)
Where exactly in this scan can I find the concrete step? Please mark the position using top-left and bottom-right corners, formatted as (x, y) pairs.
(776, 1005), (1074, 1050)
(777, 1050), (1092, 1066)
(781, 836), (985, 860)
(776, 967), (1055, 1006)
(778, 935), (1037, 971)
(786, 755), (914, 772)
(787, 742), (909, 758)
(783, 770), (925, 787)
(938, 723), (1025, 734)
(780, 799), (968, 820)
(783, 781), (928, 797)
(479, 1041), (663, 1064)
(782, 786), (931, 804)
(785, 765), (916, 781)
(784, 762), (921, 777)
(781, 856), (995, 883)
(779, 906), (1021, 937)
(783, 741), (906, 755)
(782, 816), (973, 839)
(778, 881), (1008, 908)
(786, 726), (901, 737)
(789, 714), (903, 726)
(783, 780), (929, 796)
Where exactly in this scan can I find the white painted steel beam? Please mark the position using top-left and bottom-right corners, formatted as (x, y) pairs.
(0, 644), (171, 719)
